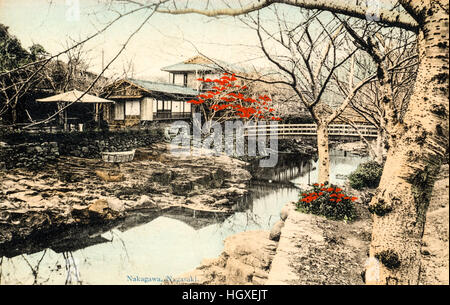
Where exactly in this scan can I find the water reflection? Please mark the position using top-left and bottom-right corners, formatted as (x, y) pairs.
(0, 150), (368, 285)
(0, 186), (298, 285)
(292, 150), (369, 186)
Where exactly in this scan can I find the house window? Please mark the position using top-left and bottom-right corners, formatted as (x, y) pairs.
(125, 100), (140, 116)
(140, 97), (153, 121)
(153, 99), (157, 112)
(183, 73), (188, 87)
(114, 101), (125, 120)
(157, 100), (163, 110)
(172, 101), (182, 113)
(185, 102), (191, 112)
(163, 100), (172, 110)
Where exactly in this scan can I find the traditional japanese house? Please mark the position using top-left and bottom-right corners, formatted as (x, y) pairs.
(103, 78), (198, 129)
(161, 55), (233, 91)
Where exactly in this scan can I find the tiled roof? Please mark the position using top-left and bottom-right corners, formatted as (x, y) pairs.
(126, 78), (198, 96)
(161, 62), (220, 72)
(161, 56), (243, 73)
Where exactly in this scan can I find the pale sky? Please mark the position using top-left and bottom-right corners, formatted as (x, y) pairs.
(0, 0), (272, 81)
(0, 0), (395, 85)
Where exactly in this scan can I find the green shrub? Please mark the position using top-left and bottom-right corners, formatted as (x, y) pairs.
(296, 183), (357, 221)
(348, 161), (383, 190)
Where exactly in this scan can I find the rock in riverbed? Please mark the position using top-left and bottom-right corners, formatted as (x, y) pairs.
(171, 231), (278, 285)
(269, 220), (285, 241)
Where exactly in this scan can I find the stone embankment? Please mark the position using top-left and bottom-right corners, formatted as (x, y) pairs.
(334, 141), (372, 156)
(0, 141), (59, 170)
(0, 128), (163, 170)
(277, 138), (316, 155)
(173, 231), (278, 285)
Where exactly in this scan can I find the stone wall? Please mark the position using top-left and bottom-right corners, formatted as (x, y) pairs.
(0, 128), (164, 169)
(0, 142), (59, 170)
(56, 129), (163, 158)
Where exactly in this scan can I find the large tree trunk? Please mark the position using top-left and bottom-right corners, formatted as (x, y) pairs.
(375, 129), (387, 164)
(366, 3), (449, 285)
(316, 122), (330, 184)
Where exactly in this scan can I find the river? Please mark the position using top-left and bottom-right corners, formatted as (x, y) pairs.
(0, 149), (368, 284)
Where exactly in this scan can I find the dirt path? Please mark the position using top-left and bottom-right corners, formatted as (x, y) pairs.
(267, 202), (371, 285)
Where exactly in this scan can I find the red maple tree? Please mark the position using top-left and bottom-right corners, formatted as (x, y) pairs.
(187, 72), (282, 122)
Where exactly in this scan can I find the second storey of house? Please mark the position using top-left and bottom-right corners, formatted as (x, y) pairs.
(161, 55), (225, 91)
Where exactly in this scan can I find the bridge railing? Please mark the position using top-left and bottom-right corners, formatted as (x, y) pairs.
(244, 123), (378, 138)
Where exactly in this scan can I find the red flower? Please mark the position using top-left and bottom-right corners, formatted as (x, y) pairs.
(344, 197), (350, 200)
(335, 188), (342, 192)
(313, 183), (319, 186)
(351, 197), (358, 201)
(336, 199), (342, 202)
(330, 199), (335, 202)
(330, 193), (337, 197)
(318, 192), (323, 196)
(327, 188), (334, 192)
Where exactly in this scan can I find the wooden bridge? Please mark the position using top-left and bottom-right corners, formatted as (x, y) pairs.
(243, 123), (378, 138)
